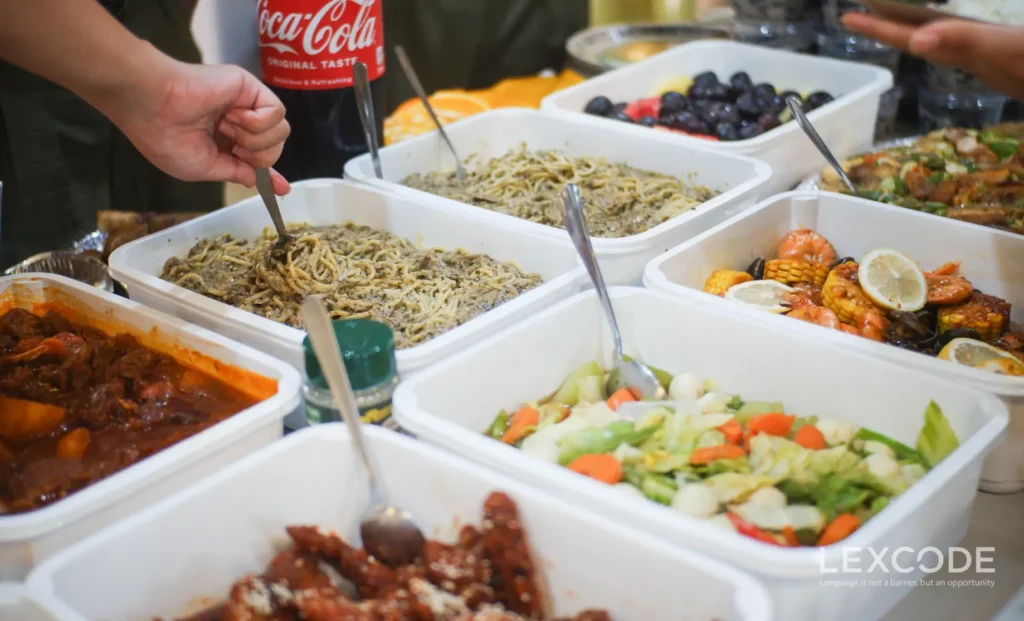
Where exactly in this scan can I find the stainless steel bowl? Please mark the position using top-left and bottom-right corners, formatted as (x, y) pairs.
(4, 251), (114, 292)
(566, 23), (731, 76)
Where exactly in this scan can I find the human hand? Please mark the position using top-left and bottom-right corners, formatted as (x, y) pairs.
(106, 57), (292, 195)
(843, 14), (1024, 101)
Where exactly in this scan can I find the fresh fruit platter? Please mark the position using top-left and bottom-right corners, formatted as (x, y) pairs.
(583, 70), (835, 142)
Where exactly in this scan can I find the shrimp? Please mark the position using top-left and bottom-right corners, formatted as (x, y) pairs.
(848, 309), (887, 341)
(776, 229), (839, 265)
(923, 261), (973, 305)
(788, 299), (842, 329)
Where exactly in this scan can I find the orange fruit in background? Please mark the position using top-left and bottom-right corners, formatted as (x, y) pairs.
(383, 70), (586, 145)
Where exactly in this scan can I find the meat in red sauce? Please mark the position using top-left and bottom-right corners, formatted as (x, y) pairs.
(0, 308), (260, 514)
(169, 492), (610, 621)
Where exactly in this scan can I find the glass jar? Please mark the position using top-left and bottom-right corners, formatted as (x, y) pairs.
(303, 318), (401, 430)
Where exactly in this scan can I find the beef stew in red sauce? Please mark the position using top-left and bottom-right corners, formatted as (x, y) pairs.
(0, 308), (261, 515)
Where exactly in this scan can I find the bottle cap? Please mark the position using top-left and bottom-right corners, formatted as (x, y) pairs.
(303, 319), (397, 392)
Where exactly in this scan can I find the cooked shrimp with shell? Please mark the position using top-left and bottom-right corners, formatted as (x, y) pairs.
(702, 229), (1024, 376)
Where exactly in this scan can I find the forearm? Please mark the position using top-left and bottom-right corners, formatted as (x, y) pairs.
(0, 0), (174, 117)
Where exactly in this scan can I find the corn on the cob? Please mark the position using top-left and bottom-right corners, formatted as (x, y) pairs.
(764, 259), (830, 286)
(703, 269), (753, 295)
(822, 267), (881, 326)
(937, 293), (1010, 342)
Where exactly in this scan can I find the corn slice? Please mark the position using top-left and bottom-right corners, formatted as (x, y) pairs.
(938, 301), (1009, 343)
(821, 267), (880, 326)
(764, 259), (830, 286)
(703, 269), (753, 296)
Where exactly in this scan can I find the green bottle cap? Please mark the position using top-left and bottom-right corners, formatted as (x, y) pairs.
(303, 319), (397, 392)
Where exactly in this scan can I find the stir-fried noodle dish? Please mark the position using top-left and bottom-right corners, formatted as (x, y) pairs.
(160, 223), (543, 348)
(402, 147), (719, 238)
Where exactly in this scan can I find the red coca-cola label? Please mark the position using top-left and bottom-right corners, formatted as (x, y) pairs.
(258, 0), (384, 90)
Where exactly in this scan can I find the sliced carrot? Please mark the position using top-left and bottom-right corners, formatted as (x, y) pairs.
(606, 388), (638, 411)
(817, 513), (861, 547)
(56, 428), (91, 460)
(793, 424), (827, 450)
(727, 512), (783, 546)
(718, 419), (743, 445)
(501, 406), (539, 444)
(690, 444), (746, 465)
(746, 413), (796, 437)
(782, 526), (799, 547)
(567, 453), (623, 484)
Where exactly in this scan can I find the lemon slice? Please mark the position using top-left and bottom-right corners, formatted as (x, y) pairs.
(858, 248), (927, 312)
(724, 280), (794, 313)
(937, 338), (1024, 376)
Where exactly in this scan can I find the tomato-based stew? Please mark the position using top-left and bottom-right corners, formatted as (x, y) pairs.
(0, 308), (262, 515)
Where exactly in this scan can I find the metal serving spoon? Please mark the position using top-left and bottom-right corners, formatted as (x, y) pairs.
(559, 184), (666, 400)
(300, 297), (426, 567)
(786, 96), (857, 194)
(253, 167), (294, 252)
(394, 45), (468, 180)
(354, 62), (383, 179)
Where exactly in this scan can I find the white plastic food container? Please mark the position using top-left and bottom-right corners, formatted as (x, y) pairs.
(393, 287), (1008, 621)
(344, 108), (772, 284)
(26, 425), (773, 621)
(541, 40), (893, 194)
(108, 178), (587, 377)
(0, 274), (301, 580)
(644, 190), (1024, 493)
(0, 583), (71, 621)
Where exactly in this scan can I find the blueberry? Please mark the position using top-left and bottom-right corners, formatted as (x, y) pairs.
(764, 94), (786, 115)
(609, 102), (628, 116)
(638, 115), (658, 127)
(706, 83), (732, 101)
(693, 71), (719, 87)
(740, 118), (756, 129)
(736, 92), (762, 119)
(718, 103), (741, 125)
(584, 95), (613, 116)
(715, 122), (740, 141)
(660, 91), (689, 115)
(609, 110), (634, 123)
(688, 83), (711, 100)
(700, 102), (726, 125)
(670, 111), (704, 134)
(690, 99), (712, 115)
(699, 120), (716, 135)
(804, 91), (835, 111)
(739, 123), (764, 140)
(729, 71), (754, 92)
(757, 113), (781, 131)
(754, 83), (777, 99)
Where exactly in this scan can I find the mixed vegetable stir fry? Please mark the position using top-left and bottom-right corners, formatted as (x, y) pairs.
(484, 361), (960, 548)
(704, 229), (1024, 376)
(821, 124), (1024, 233)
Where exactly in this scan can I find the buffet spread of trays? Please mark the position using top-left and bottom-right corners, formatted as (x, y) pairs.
(3, 40), (1023, 621)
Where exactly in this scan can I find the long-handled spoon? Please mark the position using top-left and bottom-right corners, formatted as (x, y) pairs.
(301, 297), (425, 566)
(559, 184), (666, 400)
(354, 62), (383, 179)
(394, 45), (468, 180)
(253, 168), (293, 254)
(786, 96), (857, 194)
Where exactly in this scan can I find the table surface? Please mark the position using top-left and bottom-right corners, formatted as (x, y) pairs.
(882, 491), (1024, 621)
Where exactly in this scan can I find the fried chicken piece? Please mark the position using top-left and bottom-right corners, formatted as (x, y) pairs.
(287, 526), (396, 599)
(289, 588), (370, 621)
(221, 575), (295, 621)
(481, 493), (545, 619)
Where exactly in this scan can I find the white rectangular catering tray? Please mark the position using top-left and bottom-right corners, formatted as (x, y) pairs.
(392, 287), (1008, 621)
(0, 583), (70, 621)
(26, 425), (773, 621)
(541, 40), (893, 194)
(108, 178), (587, 379)
(0, 274), (302, 579)
(643, 190), (1024, 492)
(344, 108), (772, 285)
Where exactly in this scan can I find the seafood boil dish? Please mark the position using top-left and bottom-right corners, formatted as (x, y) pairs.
(702, 229), (1024, 376)
(484, 361), (958, 548)
(164, 492), (612, 621)
(820, 124), (1024, 233)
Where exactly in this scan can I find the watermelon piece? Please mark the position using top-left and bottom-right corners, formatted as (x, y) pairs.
(622, 97), (661, 121)
(653, 126), (719, 141)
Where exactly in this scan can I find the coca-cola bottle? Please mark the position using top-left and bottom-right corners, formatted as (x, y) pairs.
(257, 0), (385, 182)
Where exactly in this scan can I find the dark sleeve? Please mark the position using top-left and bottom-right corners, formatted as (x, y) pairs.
(382, 0), (587, 113)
